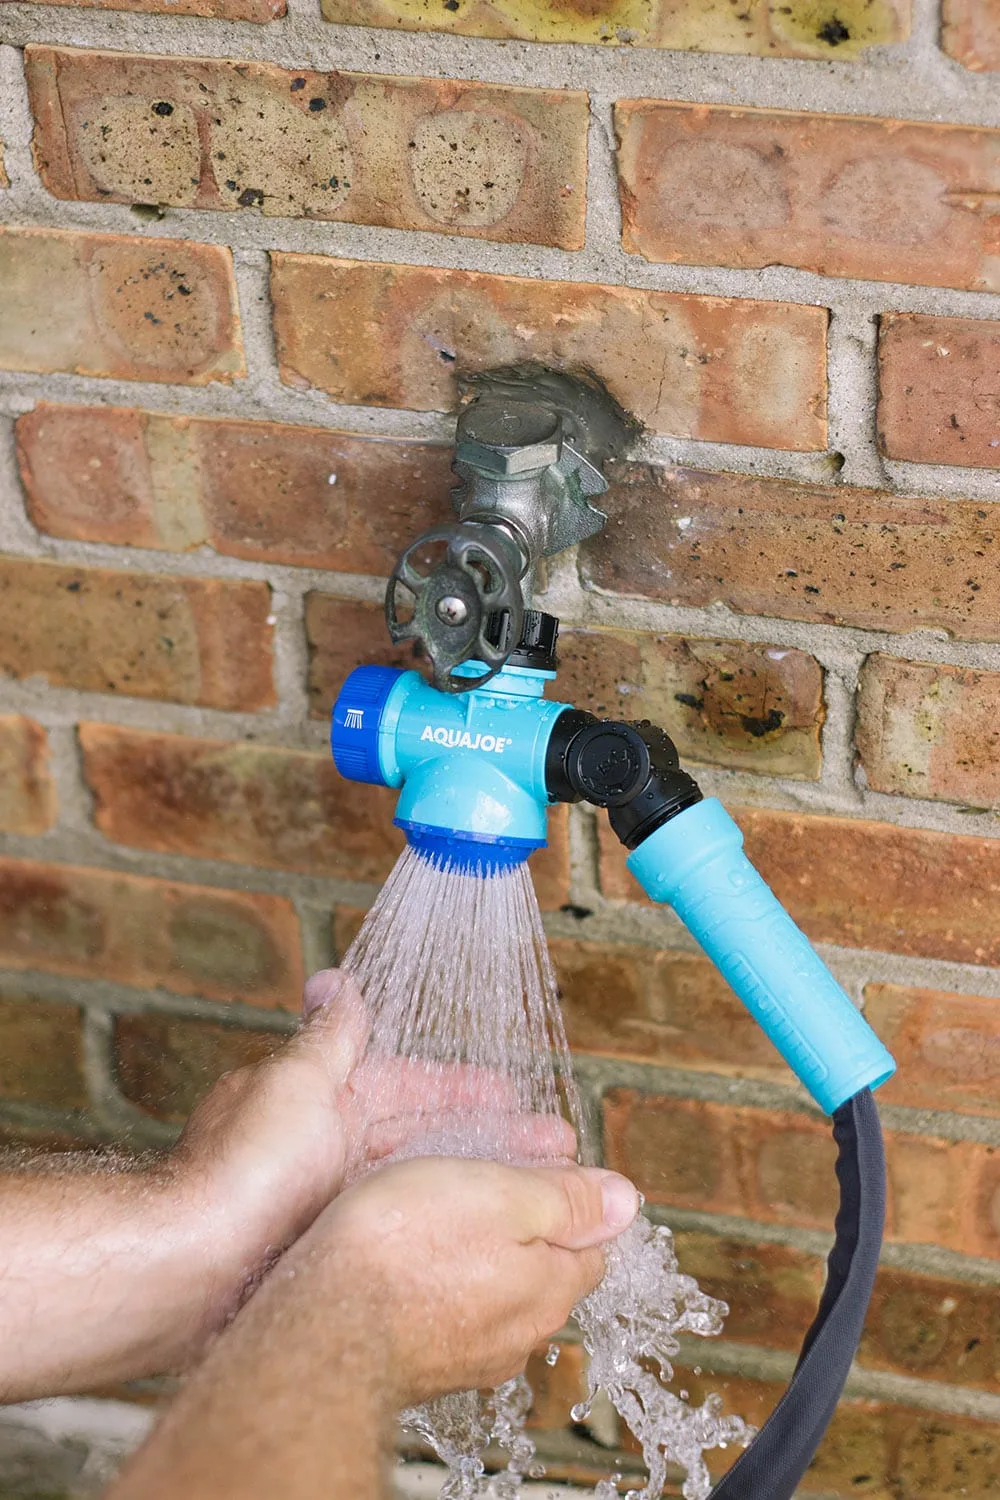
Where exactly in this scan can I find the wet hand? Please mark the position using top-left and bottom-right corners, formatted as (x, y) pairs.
(164, 969), (576, 1353)
(308, 1155), (640, 1404)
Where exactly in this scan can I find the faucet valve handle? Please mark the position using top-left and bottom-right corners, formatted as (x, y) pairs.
(385, 521), (525, 694)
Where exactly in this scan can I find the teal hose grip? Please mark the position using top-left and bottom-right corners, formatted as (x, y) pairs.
(627, 799), (896, 1115)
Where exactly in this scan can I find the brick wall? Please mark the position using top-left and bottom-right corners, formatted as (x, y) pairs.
(1, 0), (999, 1493)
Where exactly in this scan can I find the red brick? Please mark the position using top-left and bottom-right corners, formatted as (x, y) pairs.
(0, 995), (87, 1109)
(0, 228), (242, 385)
(943, 0), (1000, 68)
(599, 803), (1000, 969)
(270, 257), (828, 451)
(524, 1342), (588, 1432)
(668, 1368), (1000, 1497)
(80, 723), (402, 884)
(550, 937), (785, 1080)
(306, 596), (433, 719)
(27, 48), (587, 250)
(0, 556), (274, 711)
(0, 716), (56, 835)
(81, 721), (571, 908)
(307, 600), (824, 781)
(677, 1227), (1000, 1391)
(878, 314), (1000, 468)
(603, 1091), (1000, 1255)
(579, 463), (1000, 642)
(0, 857), (302, 1008)
(857, 654), (1000, 806)
(16, 404), (453, 571)
(33, 0), (282, 16)
(865, 983), (1000, 1119)
(617, 102), (1000, 294)
(529, 804), (571, 911)
(114, 1013), (278, 1122)
(320, 0), (909, 60)
(557, 627), (824, 779)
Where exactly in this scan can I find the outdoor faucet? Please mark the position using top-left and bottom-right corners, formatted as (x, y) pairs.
(384, 368), (625, 693)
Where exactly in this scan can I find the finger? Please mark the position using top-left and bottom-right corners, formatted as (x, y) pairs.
(505, 1165), (639, 1251)
(349, 1058), (519, 1122)
(547, 1244), (606, 1310)
(287, 970), (371, 1089)
(361, 1110), (576, 1165)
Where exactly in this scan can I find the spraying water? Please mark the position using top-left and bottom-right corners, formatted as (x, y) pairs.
(342, 848), (752, 1500)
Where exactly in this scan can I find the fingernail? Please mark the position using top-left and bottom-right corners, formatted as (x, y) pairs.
(302, 969), (346, 1019)
(599, 1172), (639, 1233)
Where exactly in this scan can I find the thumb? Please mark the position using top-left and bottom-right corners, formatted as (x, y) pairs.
(287, 968), (370, 1089)
(508, 1165), (640, 1251)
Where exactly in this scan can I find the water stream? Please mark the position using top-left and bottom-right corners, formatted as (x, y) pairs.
(342, 847), (751, 1500)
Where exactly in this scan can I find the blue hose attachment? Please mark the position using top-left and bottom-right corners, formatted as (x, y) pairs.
(627, 798), (896, 1115)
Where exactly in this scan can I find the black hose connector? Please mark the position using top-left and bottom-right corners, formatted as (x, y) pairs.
(545, 712), (703, 849)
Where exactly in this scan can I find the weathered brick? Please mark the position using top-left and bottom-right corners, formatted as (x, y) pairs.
(114, 1013), (278, 1123)
(599, 804), (1000, 968)
(669, 1367), (1000, 1496)
(270, 257), (828, 451)
(524, 1342), (587, 1432)
(27, 48), (587, 250)
(673, 1230), (821, 1355)
(550, 937), (785, 1080)
(676, 1227), (1000, 1391)
(0, 228), (242, 385)
(617, 102), (1000, 294)
(865, 983), (1000, 1119)
(16, 404), (453, 571)
(28, 0), (282, 18)
(306, 597), (429, 718)
(320, 0), (909, 59)
(0, 857), (302, 1009)
(943, 0), (1000, 68)
(857, 654), (1000, 806)
(579, 464), (1000, 642)
(0, 557), (274, 711)
(557, 627), (823, 779)
(80, 721), (571, 906)
(80, 723), (402, 883)
(307, 601), (822, 778)
(603, 1091), (1000, 1255)
(0, 716), (56, 835)
(878, 313), (1000, 469)
(0, 995), (87, 1110)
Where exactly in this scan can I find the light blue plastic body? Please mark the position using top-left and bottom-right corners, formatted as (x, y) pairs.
(332, 661), (571, 869)
(627, 797), (896, 1114)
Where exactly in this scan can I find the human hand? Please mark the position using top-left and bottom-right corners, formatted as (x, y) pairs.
(301, 1155), (640, 1404)
(165, 969), (576, 1353)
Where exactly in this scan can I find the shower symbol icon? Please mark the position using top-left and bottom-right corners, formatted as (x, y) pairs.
(344, 708), (365, 729)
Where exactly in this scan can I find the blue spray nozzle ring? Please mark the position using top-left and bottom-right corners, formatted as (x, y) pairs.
(396, 819), (542, 874)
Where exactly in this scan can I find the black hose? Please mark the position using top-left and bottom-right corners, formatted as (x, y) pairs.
(709, 1089), (886, 1500)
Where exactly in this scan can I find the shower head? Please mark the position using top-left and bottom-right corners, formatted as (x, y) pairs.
(333, 611), (567, 874)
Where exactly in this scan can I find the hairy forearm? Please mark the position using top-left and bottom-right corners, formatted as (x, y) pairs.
(107, 1228), (395, 1500)
(0, 1159), (224, 1400)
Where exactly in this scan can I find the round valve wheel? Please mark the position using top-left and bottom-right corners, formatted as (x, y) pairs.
(385, 523), (525, 693)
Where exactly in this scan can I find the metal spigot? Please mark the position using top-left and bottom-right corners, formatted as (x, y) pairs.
(386, 370), (630, 693)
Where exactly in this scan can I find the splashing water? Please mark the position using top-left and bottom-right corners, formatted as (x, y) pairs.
(342, 847), (752, 1500)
